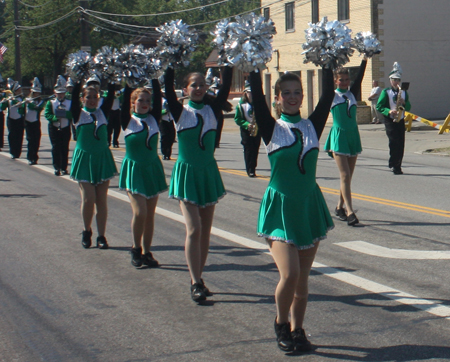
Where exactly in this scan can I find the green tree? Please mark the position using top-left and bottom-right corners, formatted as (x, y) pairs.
(0, 0), (259, 89)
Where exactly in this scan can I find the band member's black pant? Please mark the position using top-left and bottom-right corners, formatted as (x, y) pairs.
(384, 119), (405, 169)
(7, 117), (24, 158)
(240, 127), (261, 175)
(160, 119), (176, 158)
(48, 124), (71, 171)
(107, 109), (121, 146)
(0, 112), (4, 149)
(25, 120), (41, 162)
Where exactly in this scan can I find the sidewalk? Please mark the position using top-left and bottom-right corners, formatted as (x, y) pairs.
(223, 116), (450, 156)
(355, 121), (450, 155)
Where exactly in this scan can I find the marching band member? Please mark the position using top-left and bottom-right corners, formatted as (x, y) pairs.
(0, 74), (8, 152)
(70, 79), (116, 250)
(1, 79), (25, 159)
(249, 66), (335, 352)
(164, 65), (233, 303)
(66, 77), (77, 141)
(119, 80), (166, 268)
(24, 77), (44, 165)
(159, 94), (176, 160)
(107, 84), (122, 148)
(44, 75), (73, 176)
(377, 62), (411, 175)
(324, 57), (367, 226)
(234, 81), (261, 178)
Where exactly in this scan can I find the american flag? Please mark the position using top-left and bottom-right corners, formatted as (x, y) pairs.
(0, 43), (7, 63)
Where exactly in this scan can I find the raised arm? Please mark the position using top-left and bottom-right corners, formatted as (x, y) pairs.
(309, 67), (335, 139)
(120, 84), (132, 130)
(150, 79), (162, 123)
(100, 83), (115, 118)
(70, 82), (81, 124)
(164, 67), (183, 122)
(349, 58), (367, 100)
(213, 66), (233, 107)
(249, 71), (275, 145)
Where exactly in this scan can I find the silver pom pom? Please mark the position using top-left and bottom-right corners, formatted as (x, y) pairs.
(92, 46), (122, 84)
(156, 19), (199, 68)
(117, 44), (148, 87)
(212, 13), (276, 72)
(351, 31), (382, 57)
(144, 47), (164, 80)
(302, 17), (354, 69)
(67, 50), (93, 83)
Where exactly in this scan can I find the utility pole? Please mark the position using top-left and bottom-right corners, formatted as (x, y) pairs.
(79, 0), (91, 53)
(13, 0), (21, 82)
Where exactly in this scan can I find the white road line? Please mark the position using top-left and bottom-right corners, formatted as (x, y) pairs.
(4, 152), (450, 320)
(336, 241), (450, 259)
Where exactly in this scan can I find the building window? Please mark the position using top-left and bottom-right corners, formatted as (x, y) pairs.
(338, 0), (349, 21)
(285, 2), (295, 31)
(311, 0), (319, 23)
(263, 7), (270, 21)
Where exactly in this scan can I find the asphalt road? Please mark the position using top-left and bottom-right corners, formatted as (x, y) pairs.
(1, 122), (450, 362)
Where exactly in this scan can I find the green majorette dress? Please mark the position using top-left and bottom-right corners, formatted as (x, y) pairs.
(258, 114), (334, 249)
(119, 113), (168, 198)
(324, 88), (362, 157)
(169, 101), (225, 207)
(70, 107), (118, 184)
(249, 68), (335, 250)
(324, 59), (367, 157)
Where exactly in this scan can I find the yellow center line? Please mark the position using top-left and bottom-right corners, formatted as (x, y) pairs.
(218, 167), (450, 219)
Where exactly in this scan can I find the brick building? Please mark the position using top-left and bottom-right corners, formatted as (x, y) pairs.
(261, 0), (450, 120)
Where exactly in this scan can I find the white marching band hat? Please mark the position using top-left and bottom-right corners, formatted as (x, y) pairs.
(66, 77), (75, 88)
(7, 77), (21, 93)
(389, 62), (402, 79)
(54, 75), (67, 93)
(31, 77), (42, 93)
(86, 73), (101, 86)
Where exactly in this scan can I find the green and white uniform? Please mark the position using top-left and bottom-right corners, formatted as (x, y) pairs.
(70, 107), (118, 184)
(119, 113), (168, 198)
(249, 68), (335, 250)
(258, 114), (334, 249)
(169, 101), (225, 206)
(324, 88), (362, 156)
(324, 59), (367, 157)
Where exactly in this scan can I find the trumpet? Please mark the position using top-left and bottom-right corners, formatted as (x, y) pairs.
(0, 93), (23, 104)
(12, 94), (56, 108)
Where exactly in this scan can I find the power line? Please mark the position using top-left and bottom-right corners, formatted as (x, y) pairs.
(16, 7), (79, 30)
(20, 3), (77, 22)
(18, 0), (52, 8)
(23, 21), (78, 40)
(83, 0), (235, 18)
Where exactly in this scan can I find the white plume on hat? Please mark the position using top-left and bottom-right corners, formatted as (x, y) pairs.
(66, 77), (75, 88)
(31, 77), (42, 93)
(205, 68), (213, 85)
(86, 73), (101, 85)
(389, 62), (402, 79)
(7, 78), (14, 90)
(54, 75), (67, 93)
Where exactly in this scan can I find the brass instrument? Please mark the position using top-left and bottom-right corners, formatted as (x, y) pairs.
(0, 93), (23, 105)
(11, 94), (55, 108)
(394, 85), (405, 123)
(394, 82), (410, 123)
(55, 101), (67, 130)
(249, 112), (258, 137)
